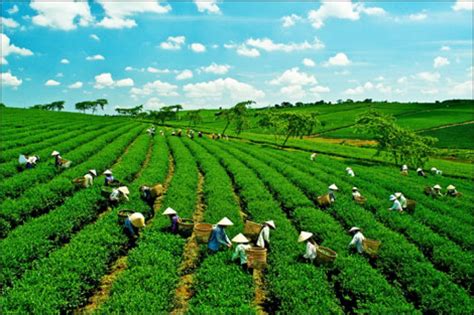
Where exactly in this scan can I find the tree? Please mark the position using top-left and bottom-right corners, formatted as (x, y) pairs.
(258, 111), (320, 146)
(186, 110), (202, 126)
(354, 110), (437, 166)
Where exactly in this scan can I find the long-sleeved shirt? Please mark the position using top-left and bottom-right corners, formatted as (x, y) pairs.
(170, 215), (180, 233)
(208, 226), (231, 252)
(83, 173), (93, 187)
(390, 199), (403, 211)
(123, 218), (138, 238)
(352, 191), (361, 199)
(304, 241), (317, 261)
(398, 195), (408, 208)
(232, 244), (251, 265)
(347, 169), (355, 177)
(256, 225), (270, 248)
(349, 232), (366, 253)
(328, 190), (336, 202)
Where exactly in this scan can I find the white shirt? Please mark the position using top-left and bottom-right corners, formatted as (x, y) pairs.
(304, 241), (317, 260)
(347, 169), (355, 177)
(352, 191), (361, 199)
(84, 173), (93, 187)
(256, 225), (270, 248)
(349, 232), (366, 253)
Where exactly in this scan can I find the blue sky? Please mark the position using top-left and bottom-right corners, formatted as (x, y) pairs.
(1, 1), (473, 113)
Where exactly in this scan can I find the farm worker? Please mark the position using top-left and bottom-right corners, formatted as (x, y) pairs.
(328, 184), (338, 203)
(231, 233), (252, 271)
(298, 231), (317, 263)
(208, 217), (233, 253)
(394, 192), (408, 209)
(401, 164), (408, 175)
(432, 184), (443, 197)
(388, 195), (403, 212)
(162, 207), (180, 234)
(348, 227), (366, 254)
(123, 212), (146, 240)
(352, 187), (362, 200)
(83, 169), (97, 187)
(310, 153), (317, 161)
(416, 168), (426, 177)
(257, 220), (276, 250)
(431, 167), (443, 175)
(346, 167), (355, 177)
(198, 131), (203, 138)
(110, 186), (130, 206)
(103, 169), (115, 186)
(446, 185), (460, 197)
(51, 151), (63, 167)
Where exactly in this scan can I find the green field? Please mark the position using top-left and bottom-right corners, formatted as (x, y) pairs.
(1, 107), (473, 314)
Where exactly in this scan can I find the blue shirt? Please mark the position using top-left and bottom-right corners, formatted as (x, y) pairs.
(208, 226), (230, 252)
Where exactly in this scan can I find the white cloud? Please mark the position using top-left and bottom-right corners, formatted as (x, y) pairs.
(190, 43), (206, 53)
(449, 80), (473, 96)
(421, 88), (439, 95)
(45, 79), (60, 86)
(408, 13), (427, 21)
(96, 1), (171, 29)
(194, 0), (221, 14)
(245, 37), (324, 52)
(130, 80), (179, 97)
(326, 52), (351, 66)
(281, 14), (302, 27)
(1, 72), (22, 87)
(416, 71), (440, 82)
(68, 81), (83, 89)
(30, 0), (93, 31)
(452, 0), (473, 11)
(1, 17), (19, 28)
(433, 56), (450, 68)
(160, 36), (186, 50)
(308, 0), (385, 29)
(199, 63), (231, 74)
(94, 73), (134, 89)
(86, 54), (105, 61)
(176, 69), (194, 81)
(440, 45), (451, 51)
(90, 34), (100, 41)
(236, 45), (260, 58)
(310, 85), (330, 93)
(7, 5), (19, 15)
(183, 77), (265, 101)
(0, 34), (33, 64)
(60, 58), (70, 64)
(302, 58), (316, 67)
(147, 67), (170, 74)
(270, 67), (317, 86)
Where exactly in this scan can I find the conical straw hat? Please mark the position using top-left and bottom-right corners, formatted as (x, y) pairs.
(329, 184), (338, 190)
(447, 185), (455, 190)
(103, 169), (113, 175)
(89, 169), (97, 176)
(298, 231), (313, 242)
(118, 186), (129, 195)
(129, 212), (145, 228)
(162, 207), (177, 215)
(51, 151), (60, 156)
(217, 217), (234, 226)
(265, 220), (276, 229)
(232, 233), (249, 243)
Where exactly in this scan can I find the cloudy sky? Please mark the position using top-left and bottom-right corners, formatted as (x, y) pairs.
(1, 0), (473, 113)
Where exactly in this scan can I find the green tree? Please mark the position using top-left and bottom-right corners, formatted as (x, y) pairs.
(355, 110), (437, 166)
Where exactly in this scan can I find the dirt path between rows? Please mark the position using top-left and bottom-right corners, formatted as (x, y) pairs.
(171, 171), (205, 315)
(78, 148), (174, 314)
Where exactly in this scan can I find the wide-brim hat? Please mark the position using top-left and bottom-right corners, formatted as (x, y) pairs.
(349, 227), (361, 233)
(447, 185), (455, 190)
(394, 192), (402, 198)
(389, 195), (397, 201)
(103, 169), (113, 175)
(433, 184), (441, 190)
(231, 233), (249, 243)
(129, 212), (146, 228)
(217, 217), (234, 226)
(265, 220), (276, 229)
(89, 169), (97, 176)
(329, 184), (338, 190)
(298, 231), (313, 242)
(51, 151), (60, 156)
(118, 186), (129, 195)
(162, 207), (177, 215)
(352, 187), (358, 191)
